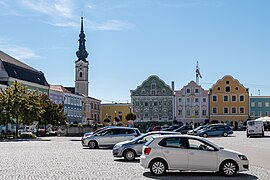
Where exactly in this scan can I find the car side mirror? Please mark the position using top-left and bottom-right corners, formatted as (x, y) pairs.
(137, 139), (145, 144)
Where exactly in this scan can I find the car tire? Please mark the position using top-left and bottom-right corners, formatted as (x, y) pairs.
(203, 133), (208, 138)
(222, 132), (228, 137)
(88, 140), (98, 149)
(150, 159), (167, 176)
(124, 149), (136, 161)
(219, 160), (238, 177)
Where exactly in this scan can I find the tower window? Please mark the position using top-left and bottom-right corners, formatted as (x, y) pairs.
(80, 72), (83, 78)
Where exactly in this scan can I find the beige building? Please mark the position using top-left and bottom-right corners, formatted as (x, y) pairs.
(82, 96), (101, 124)
(101, 103), (132, 126)
(209, 75), (249, 128)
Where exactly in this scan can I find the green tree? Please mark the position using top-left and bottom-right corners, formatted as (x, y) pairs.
(125, 112), (136, 121)
(39, 94), (66, 132)
(0, 81), (41, 137)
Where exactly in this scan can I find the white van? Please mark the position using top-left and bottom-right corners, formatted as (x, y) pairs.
(246, 119), (264, 137)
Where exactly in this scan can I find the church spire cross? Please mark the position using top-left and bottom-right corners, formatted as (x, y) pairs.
(76, 16), (88, 61)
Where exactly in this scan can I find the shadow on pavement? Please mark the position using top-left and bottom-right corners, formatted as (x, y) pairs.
(143, 171), (258, 180)
(82, 147), (112, 150)
(114, 158), (140, 163)
(248, 135), (270, 138)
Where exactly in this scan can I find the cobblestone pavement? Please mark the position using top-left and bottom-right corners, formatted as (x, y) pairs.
(0, 131), (269, 180)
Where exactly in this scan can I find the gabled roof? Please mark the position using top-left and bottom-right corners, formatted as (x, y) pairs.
(50, 85), (71, 93)
(0, 50), (49, 86)
(2, 61), (48, 86)
(0, 50), (38, 72)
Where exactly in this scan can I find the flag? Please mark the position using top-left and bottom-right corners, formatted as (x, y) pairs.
(196, 61), (202, 78)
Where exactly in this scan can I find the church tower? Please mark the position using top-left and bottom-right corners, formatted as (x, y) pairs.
(75, 17), (89, 96)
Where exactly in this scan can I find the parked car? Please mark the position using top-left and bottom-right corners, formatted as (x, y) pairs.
(246, 119), (264, 137)
(187, 125), (206, 135)
(173, 125), (193, 134)
(83, 126), (112, 137)
(152, 126), (162, 131)
(140, 135), (249, 176)
(197, 124), (233, 138)
(81, 127), (141, 149)
(162, 125), (182, 131)
(113, 131), (178, 161)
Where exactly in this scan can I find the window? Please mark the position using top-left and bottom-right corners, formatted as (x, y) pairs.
(159, 137), (187, 149)
(217, 87), (221, 91)
(240, 107), (244, 114)
(195, 110), (199, 116)
(178, 109), (182, 116)
(151, 90), (156, 95)
(251, 102), (255, 107)
(188, 139), (215, 151)
(154, 102), (157, 106)
(235, 87), (239, 90)
(224, 95), (229, 102)
(224, 107), (229, 114)
(202, 109), (206, 116)
(240, 95), (244, 101)
(186, 110), (191, 116)
(187, 98), (190, 103)
(226, 81), (230, 84)
(195, 88), (199, 93)
(151, 83), (156, 89)
(186, 88), (191, 94)
(265, 102), (269, 107)
(258, 111), (262, 117)
(79, 72), (83, 78)
(202, 98), (206, 103)
(232, 107), (236, 114)
(265, 111), (269, 116)
(232, 95), (236, 102)
(212, 107), (217, 114)
(258, 102), (262, 107)
(225, 86), (230, 92)
(212, 96), (217, 102)
(179, 98), (182, 103)
(195, 98), (199, 103)
(145, 102), (148, 106)
(251, 111), (255, 117)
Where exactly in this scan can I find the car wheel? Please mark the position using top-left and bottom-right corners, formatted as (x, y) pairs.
(124, 150), (136, 161)
(88, 140), (98, 149)
(220, 160), (238, 177)
(203, 133), (208, 138)
(150, 159), (167, 176)
(223, 132), (228, 137)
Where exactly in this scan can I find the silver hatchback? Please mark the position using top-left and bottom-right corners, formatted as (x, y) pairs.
(81, 127), (141, 149)
(113, 131), (178, 161)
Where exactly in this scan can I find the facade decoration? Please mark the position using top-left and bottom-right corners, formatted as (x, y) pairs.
(131, 75), (174, 129)
(175, 81), (209, 125)
(209, 75), (249, 129)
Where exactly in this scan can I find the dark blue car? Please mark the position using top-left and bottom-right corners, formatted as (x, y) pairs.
(197, 124), (233, 138)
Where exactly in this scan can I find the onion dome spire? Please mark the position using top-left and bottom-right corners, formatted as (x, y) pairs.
(76, 17), (88, 61)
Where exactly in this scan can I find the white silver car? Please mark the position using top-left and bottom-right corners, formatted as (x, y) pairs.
(140, 135), (249, 176)
(81, 127), (141, 149)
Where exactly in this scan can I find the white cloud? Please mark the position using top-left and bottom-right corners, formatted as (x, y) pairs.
(89, 19), (135, 31)
(20, 0), (75, 18)
(0, 41), (40, 60)
(46, 21), (79, 27)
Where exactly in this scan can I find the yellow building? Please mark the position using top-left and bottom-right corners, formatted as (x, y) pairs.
(209, 75), (249, 128)
(101, 103), (132, 126)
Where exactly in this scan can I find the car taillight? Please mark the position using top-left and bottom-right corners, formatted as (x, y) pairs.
(144, 147), (151, 155)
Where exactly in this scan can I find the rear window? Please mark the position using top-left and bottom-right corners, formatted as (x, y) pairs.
(145, 138), (155, 146)
(248, 121), (255, 126)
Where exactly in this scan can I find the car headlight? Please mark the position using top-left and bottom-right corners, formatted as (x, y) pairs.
(238, 155), (248, 160)
(113, 144), (122, 149)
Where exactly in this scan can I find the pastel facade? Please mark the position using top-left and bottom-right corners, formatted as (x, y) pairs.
(175, 81), (209, 125)
(131, 75), (174, 128)
(249, 96), (270, 119)
(209, 75), (249, 128)
(101, 103), (132, 125)
(49, 85), (64, 104)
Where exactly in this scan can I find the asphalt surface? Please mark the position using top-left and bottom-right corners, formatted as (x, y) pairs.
(0, 131), (269, 179)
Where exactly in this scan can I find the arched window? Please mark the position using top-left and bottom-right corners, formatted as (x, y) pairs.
(79, 72), (83, 78)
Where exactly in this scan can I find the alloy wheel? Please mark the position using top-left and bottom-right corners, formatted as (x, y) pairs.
(222, 161), (237, 176)
(125, 150), (135, 161)
(151, 161), (166, 176)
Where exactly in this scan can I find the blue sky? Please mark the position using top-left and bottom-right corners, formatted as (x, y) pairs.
(0, 0), (270, 103)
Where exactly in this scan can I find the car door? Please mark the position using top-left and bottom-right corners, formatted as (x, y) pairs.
(97, 129), (114, 146)
(187, 138), (218, 171)
(160, 137), (188, 170)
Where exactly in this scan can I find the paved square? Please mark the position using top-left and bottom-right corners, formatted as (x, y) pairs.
(0, 131), (269, 179)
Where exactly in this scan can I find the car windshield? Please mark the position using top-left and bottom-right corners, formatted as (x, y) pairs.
(131, 133), (147, 142)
